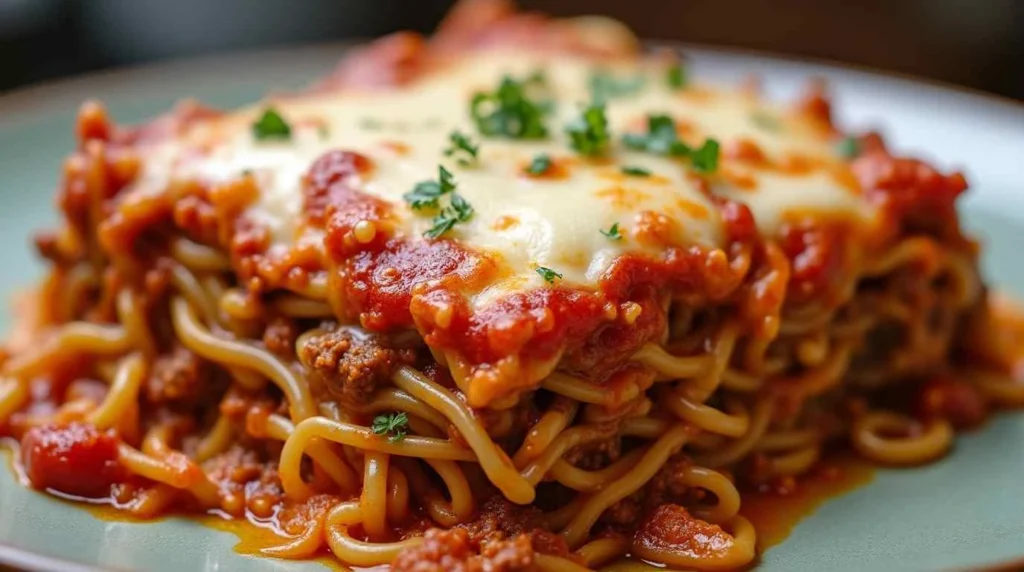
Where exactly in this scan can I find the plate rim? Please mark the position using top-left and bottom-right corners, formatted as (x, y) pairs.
(0, 538), (104, 572)
(0, 40), (1022, 572)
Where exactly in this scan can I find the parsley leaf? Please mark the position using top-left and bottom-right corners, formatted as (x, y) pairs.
(444, 130), (479, 166)
(666, 63), (687, 89)
(623, 114), (720, 173)
(471, 75), (550, 139)
(425, 192), (474, 239)
(404, 166), (456, 210)
(405, 167), (473, 237)
(536, 266), (563, 283)
(589, 69), (646, 103)
(252, 107), (292, 141)
(372, 412), (409, 443)
(527, 153), (553, 175)
(836, 136), (861, 159)
(621, 165), (651, 177)
(623, 115), (687, 155)
(566, 102), (611, 157)
(600, 223), (623, 240)
(690, 139), (721, 173)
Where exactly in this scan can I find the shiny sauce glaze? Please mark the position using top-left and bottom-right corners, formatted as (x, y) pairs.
(2, 438), (873, 570)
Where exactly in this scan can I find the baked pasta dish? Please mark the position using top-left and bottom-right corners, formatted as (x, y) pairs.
(2, 1), (1021, 570)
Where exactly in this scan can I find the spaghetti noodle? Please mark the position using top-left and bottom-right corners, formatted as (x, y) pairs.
(2, 1), (1022, 570)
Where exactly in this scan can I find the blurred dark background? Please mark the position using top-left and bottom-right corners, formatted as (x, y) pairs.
(0, 0), (1021, 100)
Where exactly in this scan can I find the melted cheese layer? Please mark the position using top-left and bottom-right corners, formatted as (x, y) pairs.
(134, 49), (874, 300)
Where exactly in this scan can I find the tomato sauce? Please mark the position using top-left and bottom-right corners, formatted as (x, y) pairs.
(739, 453), (875, 552)
(344, 238), (496, 333)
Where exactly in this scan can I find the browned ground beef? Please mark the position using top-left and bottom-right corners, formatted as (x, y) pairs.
(144, 344), (208, 405)
(391, 528), (536, 572)
(298, 327), (416, 402)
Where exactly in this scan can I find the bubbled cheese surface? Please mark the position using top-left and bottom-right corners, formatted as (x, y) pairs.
(130, 49), (873, 302)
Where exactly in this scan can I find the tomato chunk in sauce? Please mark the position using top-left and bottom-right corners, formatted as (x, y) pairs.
(20, 423), (123, 498)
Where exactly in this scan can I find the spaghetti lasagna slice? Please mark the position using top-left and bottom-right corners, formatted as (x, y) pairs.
(1, 1), (1018, 570)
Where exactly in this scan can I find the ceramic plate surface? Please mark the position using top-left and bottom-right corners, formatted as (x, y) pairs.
(0, 43), (1022, 572)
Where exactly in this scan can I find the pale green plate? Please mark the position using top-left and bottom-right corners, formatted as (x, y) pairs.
(1, 44), (1023, 572)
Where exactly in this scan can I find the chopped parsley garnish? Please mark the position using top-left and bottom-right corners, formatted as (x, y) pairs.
(252, 107), (291, 140)
(565, 102), (611, 157)
(536, 266), (563, 283)
(372, 412), (409, 443)
(689, 139), (721, 173)
(623, 114), (720, 173)
(404, 166), (474, 237)
(425, 193), (474, 238)
(471, 75), (550, 139)
(600, 223), (623, 240)
(751, 111), (781, 132)
(836, 136), (861, 159)
(527, 153), (553, 175)
(403, 165), (456, 210)
(621, 165), (651, 177)
(444, 130), (479, 166)
(589, 69), (646, 103)
(666, 62), (687, 89)
(623, 114), (685, 154)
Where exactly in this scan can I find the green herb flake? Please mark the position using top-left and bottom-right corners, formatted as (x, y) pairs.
(600, 223), (623, 240)
(623, 114), (720, 174)
(690, 139), (721, 174)
(836, 136), (861, 159)
(527, 153), (553, 175)
(565, 102), (611, 157)
(623, 114), (687, 155)
(425, 192), (474, 239)
(405, 167), (473, 237)
(471, 75), (550, 140)
(666, 63), (687, 89)
(621, 165), (651, 177)
(372, 412), (409, 443)
(751, 111), (781, 132)
(536, 266), (563, 283)
(444, 130), (479, 166)
(252, 107), (292, 141)
(589, 69), (646, 103)
(403, 165), (456, 210)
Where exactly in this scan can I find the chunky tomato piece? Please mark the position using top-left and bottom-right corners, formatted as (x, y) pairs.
(20, 423), (123, 498)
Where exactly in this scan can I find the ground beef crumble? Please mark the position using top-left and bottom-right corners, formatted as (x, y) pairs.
(298, 327), (416, 402)
(262, 315), (299, 357)
(391, 528), (536, 572)
(391, 496), (580, 571)
(460, 496), (547, 543)
(601, 454), (694, 527)
(144, 344), (208, 405)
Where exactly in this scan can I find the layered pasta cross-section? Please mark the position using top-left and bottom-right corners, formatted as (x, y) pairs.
(2, 1), (1020, 570)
